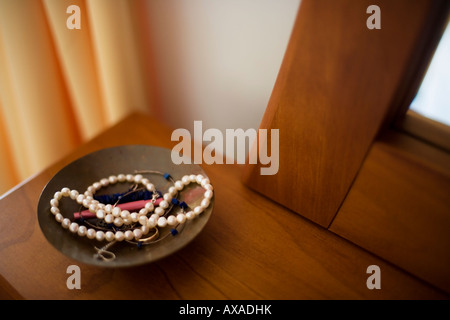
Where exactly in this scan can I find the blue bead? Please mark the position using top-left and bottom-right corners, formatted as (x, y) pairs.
(170, 229), (178, 236)
(163, 173), (171, 180)
(179, 201), (188, 209)
(137, 241), (142, 249)
(171, 198), (179, 205)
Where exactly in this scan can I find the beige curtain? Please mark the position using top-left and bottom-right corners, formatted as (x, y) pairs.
(0, 0), (155, 195)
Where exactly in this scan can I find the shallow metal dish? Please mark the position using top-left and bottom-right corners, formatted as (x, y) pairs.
(37, 145), (213, 268)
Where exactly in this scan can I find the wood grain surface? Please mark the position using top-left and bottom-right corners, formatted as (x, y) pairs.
(330, 129), (450, 294)
(0, 113), (447, 299)
(397, 110), (450, 153)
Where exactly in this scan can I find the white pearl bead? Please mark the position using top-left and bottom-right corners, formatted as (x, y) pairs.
(96, 209), (105, 219)
(196, 174), (204, 184)
(70, 190), (79, 200)
(201, 178), (210, 187)
(55, 213), (63, 223)
(123, 218), (132, 225)
(76, 194), (85, 204)
(159, 200), (169, 209)
(175, 181), (184, 191)
(133, 229), (143, 240)
(182, 175), (190, 185)
(109, 175), (118, 184)
(204, 184), (214, 191)
(144, 202), (154, 211)
(104, 204), (113, 213)
(82, 198), (91, 208)
(141, 178), (149, 185)
(157, 217), (167, 227)
(61, 187), (70, 196)
(69, 222), (79, 233)
(134, 174), (143, 183)
(150, 213), (159, 220)
(104, 214), (114, 224)
(163, 193), (172, 202)
(201, 198), (210, 209)
(146, 183), (155, 192)
(50, 206), (59, 215)
(115, 231), (125, 241)
(54, 191), (62, 200)
(147, 216), (157, 228)
(114, 217), (124, 227)
(204, 190), (213, 200)
(120, 210), (130, 219)
(138, 208), (148, 216)
(167, 215), (177, 226)
(105, 231), (115, 242)
(62, 218), (71, 229)
(50, 199), (59, 207)
(189, 174), (197, 182)
(139, 215), (148, 226)
(155, 207), (165, 216)
(87, 228), (96, 239)
(96, 231), (105, 241)
(168, 186), (177, 196)
(117, 174), (126, 182)
(100, 178), (109, 187)
(130, 212), (139, 222)
(112, 206), (121, 217)
(141, 225), (150, 235)
(194, 206), (203, 215)
(84, 190), (93, 197)
(93, 182), (101, 190)
(89, 203), (98, 213)
(177, 214), (186, 224)
(77, 225), (87, 237)
(125, 230), (134, 241)
(186, 211), (195, 220)
(126, 174), (134, 182)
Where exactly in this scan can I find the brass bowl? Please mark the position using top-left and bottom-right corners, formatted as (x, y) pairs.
(37, 145), (213, 268)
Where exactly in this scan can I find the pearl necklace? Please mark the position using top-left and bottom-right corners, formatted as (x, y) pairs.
(50, 173), (214, 242)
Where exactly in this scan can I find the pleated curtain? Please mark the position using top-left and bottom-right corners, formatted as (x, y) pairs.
(0, 0), (155, 195)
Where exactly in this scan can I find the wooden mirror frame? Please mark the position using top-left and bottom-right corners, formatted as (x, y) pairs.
(243, 0), (450, 293)
(243, 0), (449, 227)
